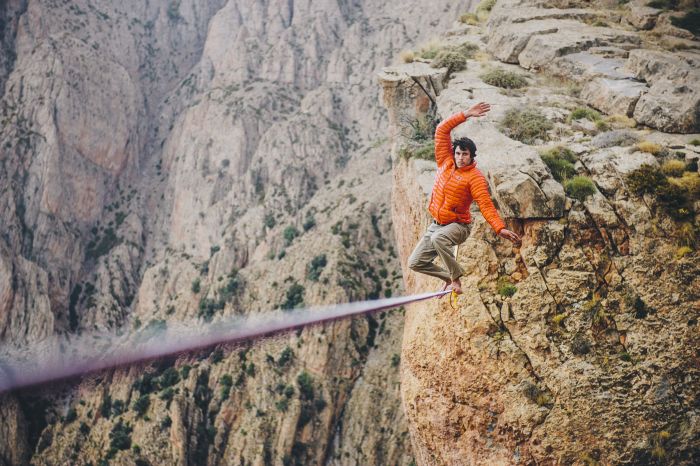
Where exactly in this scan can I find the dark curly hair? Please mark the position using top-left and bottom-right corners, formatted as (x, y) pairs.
(452, 137), (477, 158)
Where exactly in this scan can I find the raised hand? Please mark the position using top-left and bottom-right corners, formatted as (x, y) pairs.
(464, 102), (491, 119)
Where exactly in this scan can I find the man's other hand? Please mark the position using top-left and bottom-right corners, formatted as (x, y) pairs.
(498, 228), (521, 246)
(464, 102), (491, 119)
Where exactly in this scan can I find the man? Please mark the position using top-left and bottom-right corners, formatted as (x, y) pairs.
(408, 102), (521, 294)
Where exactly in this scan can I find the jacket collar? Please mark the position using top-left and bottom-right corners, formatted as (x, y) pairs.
(456, 161), (477, 173)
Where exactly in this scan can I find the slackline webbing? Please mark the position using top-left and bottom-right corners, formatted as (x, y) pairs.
(0, 289), (450, 393)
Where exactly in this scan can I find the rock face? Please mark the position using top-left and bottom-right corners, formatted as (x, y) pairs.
(380, 2), (700, 464)
(0, 0), (473, 465)
(486, 0), (700, 133)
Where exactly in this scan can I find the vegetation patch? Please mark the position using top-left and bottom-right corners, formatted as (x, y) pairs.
(568, 106), (602, 123)
(539, 146), (577, 182)
(591, 130), (639, 148)
(108, 420), (132, 458)
(661, 159), (686, 177)
(399, 49), (414, 63)
(480, 69), (528, 89)
(635, 141), (664, 155)
(459, 13), (479, 25)
(419, 42), (478, 74)
(499, 107), (553, 144)
(399, 142), (434, 161)
(282, 282), (305, 310)
(564, 176), (597, 201)
(306, 254), (327, 281)
(626, 164), (698, 220)
(497, 277), (517, 297)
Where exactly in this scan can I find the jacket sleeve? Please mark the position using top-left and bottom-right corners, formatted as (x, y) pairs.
(434, 112), (466, 168)
(470, 172), (506, 234)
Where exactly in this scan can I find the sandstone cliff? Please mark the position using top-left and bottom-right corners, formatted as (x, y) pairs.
(0, 0), (474, 465)
(380, 0), (699, 464)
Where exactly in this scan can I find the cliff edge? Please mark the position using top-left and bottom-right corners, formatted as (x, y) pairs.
(380, 0), (700, 464)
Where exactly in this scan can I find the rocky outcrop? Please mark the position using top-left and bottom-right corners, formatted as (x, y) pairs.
(486, 0), (700, 132)
(380, 4), (700, 464)
(625, 49), (700, 133)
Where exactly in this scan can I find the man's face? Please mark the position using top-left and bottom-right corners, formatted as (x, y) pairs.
(454, 146), (473, 168)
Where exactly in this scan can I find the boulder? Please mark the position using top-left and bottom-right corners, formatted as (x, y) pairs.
(625, 49), (700, 83)
(518, 23), (641, 70)
(548, 51), (632, 82)
(633, 78), (700, 133)
(624, 49), (700, 132)
(625, 2), (661, 30)
(486, 19), (560, 63)
(581, 77), (647, 116)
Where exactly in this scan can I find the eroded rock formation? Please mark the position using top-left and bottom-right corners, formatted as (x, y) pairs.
(380, 1), (700, 464)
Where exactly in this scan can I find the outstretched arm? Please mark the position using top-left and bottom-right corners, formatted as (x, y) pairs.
(470, 172), (521, 246)
(434, 102), (491, 167)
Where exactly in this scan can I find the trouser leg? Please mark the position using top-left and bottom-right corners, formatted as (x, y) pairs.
(430, 223), (469, 281)
(407, 224), (451, 283)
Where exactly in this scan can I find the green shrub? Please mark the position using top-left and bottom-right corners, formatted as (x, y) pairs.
(133, 395), (150, 417)
(220, 374), (233, 400)
(391, 353), (400, 367)
(481, 69), (528, 89)
(497, 277), (517, 297)
(109, 420), (132, 452)
(626, 164), (666, 196)
(416, 39), (445, 59)
(159, 367), (180, 388)
(689, 138), (700, 146)
(426, 42), (477, 70)
(540, 146), (577, 182)
(264, 213), (276, 228)
(282, 283), (305, 310)
(278, 346), (294, 366)
(283, 226), (299, 245)
(500, 107), (553, 144)
(111, 399), (125, 417)
(100, 395), (112, 418)
(432, 50), (467, 72)
(159, 387), (174, 402)
(275, 398), (289, 412)
(302, 215), (316, 231)
(191, 278), (201, 294)
(564, 176), (597, 201)
(568, 106), (601, 122)
(297, 371), (314, 400)
(399, 142), (434, 161)
(307, 254), (327, 281)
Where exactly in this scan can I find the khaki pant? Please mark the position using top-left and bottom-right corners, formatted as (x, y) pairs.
(408, 222), (471, 282)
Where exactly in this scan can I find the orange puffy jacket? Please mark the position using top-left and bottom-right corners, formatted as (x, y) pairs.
(428, 111), (506, 233)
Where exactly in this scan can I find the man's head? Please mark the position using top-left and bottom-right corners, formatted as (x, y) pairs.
(453, 137), (477, 168)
